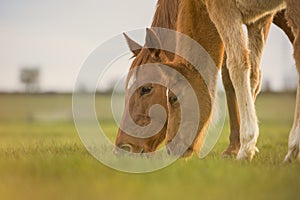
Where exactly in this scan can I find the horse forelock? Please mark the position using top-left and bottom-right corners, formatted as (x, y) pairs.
(125, 49), (152, 89)
(124, 0), (181, 89)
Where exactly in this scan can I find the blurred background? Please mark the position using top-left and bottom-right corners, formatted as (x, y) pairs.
(0, 0), (297, 93)
(0, 1), (299, 200)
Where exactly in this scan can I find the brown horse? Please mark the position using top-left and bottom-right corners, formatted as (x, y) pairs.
(115, 0), (223, 155)
(203, 0), (300, 161)
(114, 0), (180, 153)
(115, 0), (295, 159)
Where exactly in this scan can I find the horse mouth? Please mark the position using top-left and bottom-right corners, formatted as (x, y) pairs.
(119, 144), (133, 152)
(166, 142), (194, 158)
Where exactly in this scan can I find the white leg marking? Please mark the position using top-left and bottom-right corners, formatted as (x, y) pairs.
(284, 86), (300, 162)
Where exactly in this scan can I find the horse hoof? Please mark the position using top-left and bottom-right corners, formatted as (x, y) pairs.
(221, 153), (235, 159)
(221, 150), (236, 159)
(221, 145), (239, 158)
(283, 147), (300, 163)
(236, 147), (257, 161)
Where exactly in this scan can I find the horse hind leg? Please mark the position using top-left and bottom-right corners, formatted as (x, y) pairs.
(283, 1), (300, 162)
(284, 85), (300, 162)
(284, 31), (300, 162)
(273, 10), (295, 43)
(247, 14), (274, 100)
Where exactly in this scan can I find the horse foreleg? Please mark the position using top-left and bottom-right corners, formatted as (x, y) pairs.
(221, 15), (273, 157)
(247, 14), (274, 99)
(206, 0), (259, 160)
(221, 55), (241, 157)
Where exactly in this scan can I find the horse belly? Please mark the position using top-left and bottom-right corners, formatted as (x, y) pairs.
(236, 0), (286, 24)
(286, 0), (300, 30)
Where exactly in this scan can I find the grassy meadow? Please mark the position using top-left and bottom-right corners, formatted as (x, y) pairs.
(0, 93), (299, 200)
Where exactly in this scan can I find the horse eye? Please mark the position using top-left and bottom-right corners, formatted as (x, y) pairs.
(140, 86), (153, 96)
(169, 95), (178, 104)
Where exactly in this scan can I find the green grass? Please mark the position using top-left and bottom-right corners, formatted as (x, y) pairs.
(0, 93), (299, 200)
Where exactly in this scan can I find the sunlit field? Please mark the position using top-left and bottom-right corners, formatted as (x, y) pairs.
(0, 93), (299, 200)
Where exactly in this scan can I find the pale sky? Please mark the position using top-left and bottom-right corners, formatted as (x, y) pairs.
(0, 0), (297, 92)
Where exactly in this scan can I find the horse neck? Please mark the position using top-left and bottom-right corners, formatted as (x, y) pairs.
(171, 0), (222, 124)
(175, 0), (224, 69)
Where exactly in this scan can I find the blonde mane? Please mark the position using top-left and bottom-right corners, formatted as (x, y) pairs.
(151, 0), (180, 28)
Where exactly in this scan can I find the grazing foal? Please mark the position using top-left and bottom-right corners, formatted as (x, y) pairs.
(203, 0), (300, 161)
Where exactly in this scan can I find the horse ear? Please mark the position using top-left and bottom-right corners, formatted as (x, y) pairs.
(145, 28), (161, 58)
(123, 33), (142, 57)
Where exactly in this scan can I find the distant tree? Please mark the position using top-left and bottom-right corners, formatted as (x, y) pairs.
(105, 79), (118, 94)
(20, 68), (40, 93)
(283, 64), (298, 92)
(105, 77), (126, 94)
(263, 79), (272, 93)
(77, 82), (88, 93)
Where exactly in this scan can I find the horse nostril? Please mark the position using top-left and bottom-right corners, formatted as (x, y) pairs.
(166, 146), (171, 155)
(119, 144), (133, 152)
